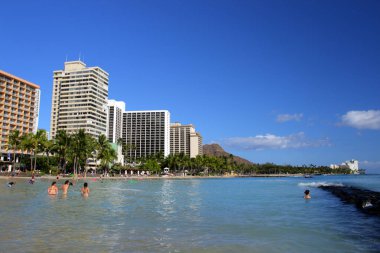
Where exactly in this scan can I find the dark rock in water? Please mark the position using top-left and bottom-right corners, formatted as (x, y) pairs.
(319, 185), (380, 216)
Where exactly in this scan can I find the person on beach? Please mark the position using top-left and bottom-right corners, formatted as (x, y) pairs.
(304, 189), (311, 199)
(48, 181), (58, 195)
(81, 182), (90, 197)
(62, 180), (70, 194)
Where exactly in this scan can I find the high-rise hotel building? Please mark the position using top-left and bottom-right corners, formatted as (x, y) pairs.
(190, 130), (203, 158)
(122, 110), (170, 160)
(170, 123), (203, 158)
(50, 61), (108, 139)
(0, 70), (40, 154)
(107, 99), (125, 143)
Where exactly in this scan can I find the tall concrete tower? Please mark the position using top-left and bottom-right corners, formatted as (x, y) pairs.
(107, 99), (125, 143)
(50, 61), (109, 139)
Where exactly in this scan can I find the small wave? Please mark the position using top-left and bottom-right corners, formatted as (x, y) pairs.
(298, 182), (344, 187)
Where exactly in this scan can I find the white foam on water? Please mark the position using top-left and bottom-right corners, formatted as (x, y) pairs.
(298, 182), (344, 187)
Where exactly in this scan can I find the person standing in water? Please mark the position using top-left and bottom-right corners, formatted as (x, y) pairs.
(62, 180), (70, 195)
(48, 181), (59, 195)
(304, 189), (311, 199)
(81, 182), (90, 197)
(28, 173), (35, 184)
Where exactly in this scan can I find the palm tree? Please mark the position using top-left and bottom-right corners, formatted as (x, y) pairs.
(84, 134), (97, 177)
(54, 130), (71, 174)
(7, 130), (22, 172)
(97, 134), (117, 174)
(34, 129), (48, 171)
(177, 152), (190, 176)
(122, 142), (137, 164)
(42, 139), (55, 170)
(164, 153), (178, 172)
(69, 129), (90, 176)
(21, 132), (37, 172)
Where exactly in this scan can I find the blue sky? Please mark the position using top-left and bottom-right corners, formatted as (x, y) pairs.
(1, 0), (380, 172)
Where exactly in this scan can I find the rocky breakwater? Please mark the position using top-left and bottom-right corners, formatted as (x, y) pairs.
(319, 185), (380, 216)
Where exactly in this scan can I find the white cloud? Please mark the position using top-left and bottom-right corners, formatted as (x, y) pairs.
(225, 132), (330, 150)
(341, 110), (380, 130)
(276, 113), (303, 123)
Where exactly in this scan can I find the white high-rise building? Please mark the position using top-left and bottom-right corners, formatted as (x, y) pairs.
(341, 159), (359, 173)
(170, 123), (203, 158)
(330, 159), (360, 174)
(107, 99), (125, 143)
(50, 61), (109, 139)
(122, 110), (170, 160)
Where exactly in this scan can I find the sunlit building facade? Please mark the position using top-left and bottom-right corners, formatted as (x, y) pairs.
(50, 61), (108, 139)
(122, 110), (170, 160)
(107, 99), (125, 143)
(0, 70), (40, 155)
(170, 122), (202, 158)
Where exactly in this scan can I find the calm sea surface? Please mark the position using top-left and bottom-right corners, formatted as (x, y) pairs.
(0, 175), (379, 253)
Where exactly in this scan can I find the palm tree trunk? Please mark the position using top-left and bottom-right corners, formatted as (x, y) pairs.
(73, 157), (77, 176)
(30, 154), (33, 172)
(33, 153), (37, 173)
(13, 147), (17, 172)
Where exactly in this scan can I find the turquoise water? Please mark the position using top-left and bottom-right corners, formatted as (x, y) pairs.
(0, 175), (379, 252)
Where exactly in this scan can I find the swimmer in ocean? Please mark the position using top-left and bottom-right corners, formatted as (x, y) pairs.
(304, 189), (311, 199)
(48, 181), (58, 195)
(81, 182), (90, 197)
(7, 182), (15, 187)
(62, 180), (70, 195)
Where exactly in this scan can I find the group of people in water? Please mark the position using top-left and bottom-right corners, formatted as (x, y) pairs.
(8, 177), (310, 199)
(48, 180), (90, 197)
(7, 178), (90, 197)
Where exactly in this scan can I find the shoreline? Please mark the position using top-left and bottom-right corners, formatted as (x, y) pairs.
(0, 173), (347, 181)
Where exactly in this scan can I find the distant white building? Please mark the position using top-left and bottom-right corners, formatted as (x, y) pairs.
(107, 99), (125, 143)
(341, 160), (359, 173)
(330, 159), (359, 174)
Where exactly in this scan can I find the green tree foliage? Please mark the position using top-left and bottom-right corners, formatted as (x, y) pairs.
(7, 130), (21, 171)
(7, 129), (354, 176)
(97, 134), (117, 172)
(143, 159), (161, 175)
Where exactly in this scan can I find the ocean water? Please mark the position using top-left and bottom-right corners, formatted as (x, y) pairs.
(0, 175), (379, 253)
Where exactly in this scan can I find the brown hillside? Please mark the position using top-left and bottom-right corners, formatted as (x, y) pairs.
(203, 144), (253, 165)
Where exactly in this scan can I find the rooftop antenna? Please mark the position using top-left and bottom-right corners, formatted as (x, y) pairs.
(65, 55), (68, 62)
(79, 52), (81, 61)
